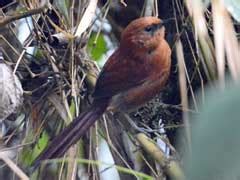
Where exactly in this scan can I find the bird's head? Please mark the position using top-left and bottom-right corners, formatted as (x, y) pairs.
(120, 17), (166, 53)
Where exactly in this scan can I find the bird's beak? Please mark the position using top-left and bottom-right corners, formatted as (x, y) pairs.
(156, 18), (174, 30)
(161, 18), (175, 25)
(156, 22), (164, 29)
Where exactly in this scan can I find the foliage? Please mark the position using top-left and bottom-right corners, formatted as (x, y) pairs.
(185, 81), (240, 180)
(20, 131), (49, 166)
(87, 33), (108, 62)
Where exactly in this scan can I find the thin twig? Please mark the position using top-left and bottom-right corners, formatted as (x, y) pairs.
(176, 40), (192, 152)
(0, 154), (29, 180)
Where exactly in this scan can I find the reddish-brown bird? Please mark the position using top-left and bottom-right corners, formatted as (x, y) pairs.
(33, 16), (171, 168)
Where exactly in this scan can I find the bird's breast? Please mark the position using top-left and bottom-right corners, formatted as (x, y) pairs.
(109, 56), (171, 112)
(107, 39), (171, 112)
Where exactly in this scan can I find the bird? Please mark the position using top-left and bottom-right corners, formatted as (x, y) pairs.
(32, 16), (171, 169)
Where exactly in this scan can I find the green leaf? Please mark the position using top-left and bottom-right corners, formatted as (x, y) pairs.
(20, 131), (49, 166)
(34, 49), (44, 59)
(32, 131), (49, 157)
(87, 33), (108, 61)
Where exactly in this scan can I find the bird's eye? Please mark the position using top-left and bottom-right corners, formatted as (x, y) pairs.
(144, 26), (153, 32)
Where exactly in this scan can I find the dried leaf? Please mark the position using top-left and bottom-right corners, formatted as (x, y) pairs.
(0, 62), (23, 121)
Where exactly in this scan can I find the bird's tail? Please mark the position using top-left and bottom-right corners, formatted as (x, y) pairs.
(32, 99), (109, 169)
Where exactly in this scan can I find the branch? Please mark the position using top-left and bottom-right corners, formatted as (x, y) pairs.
(0, 1), (49, 27)
(136, 133), (185, 180)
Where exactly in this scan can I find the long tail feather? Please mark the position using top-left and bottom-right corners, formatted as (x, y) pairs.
(32, 99), (109, 169)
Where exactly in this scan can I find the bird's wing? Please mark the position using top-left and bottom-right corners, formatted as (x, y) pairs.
(93, 49), (149, 99)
